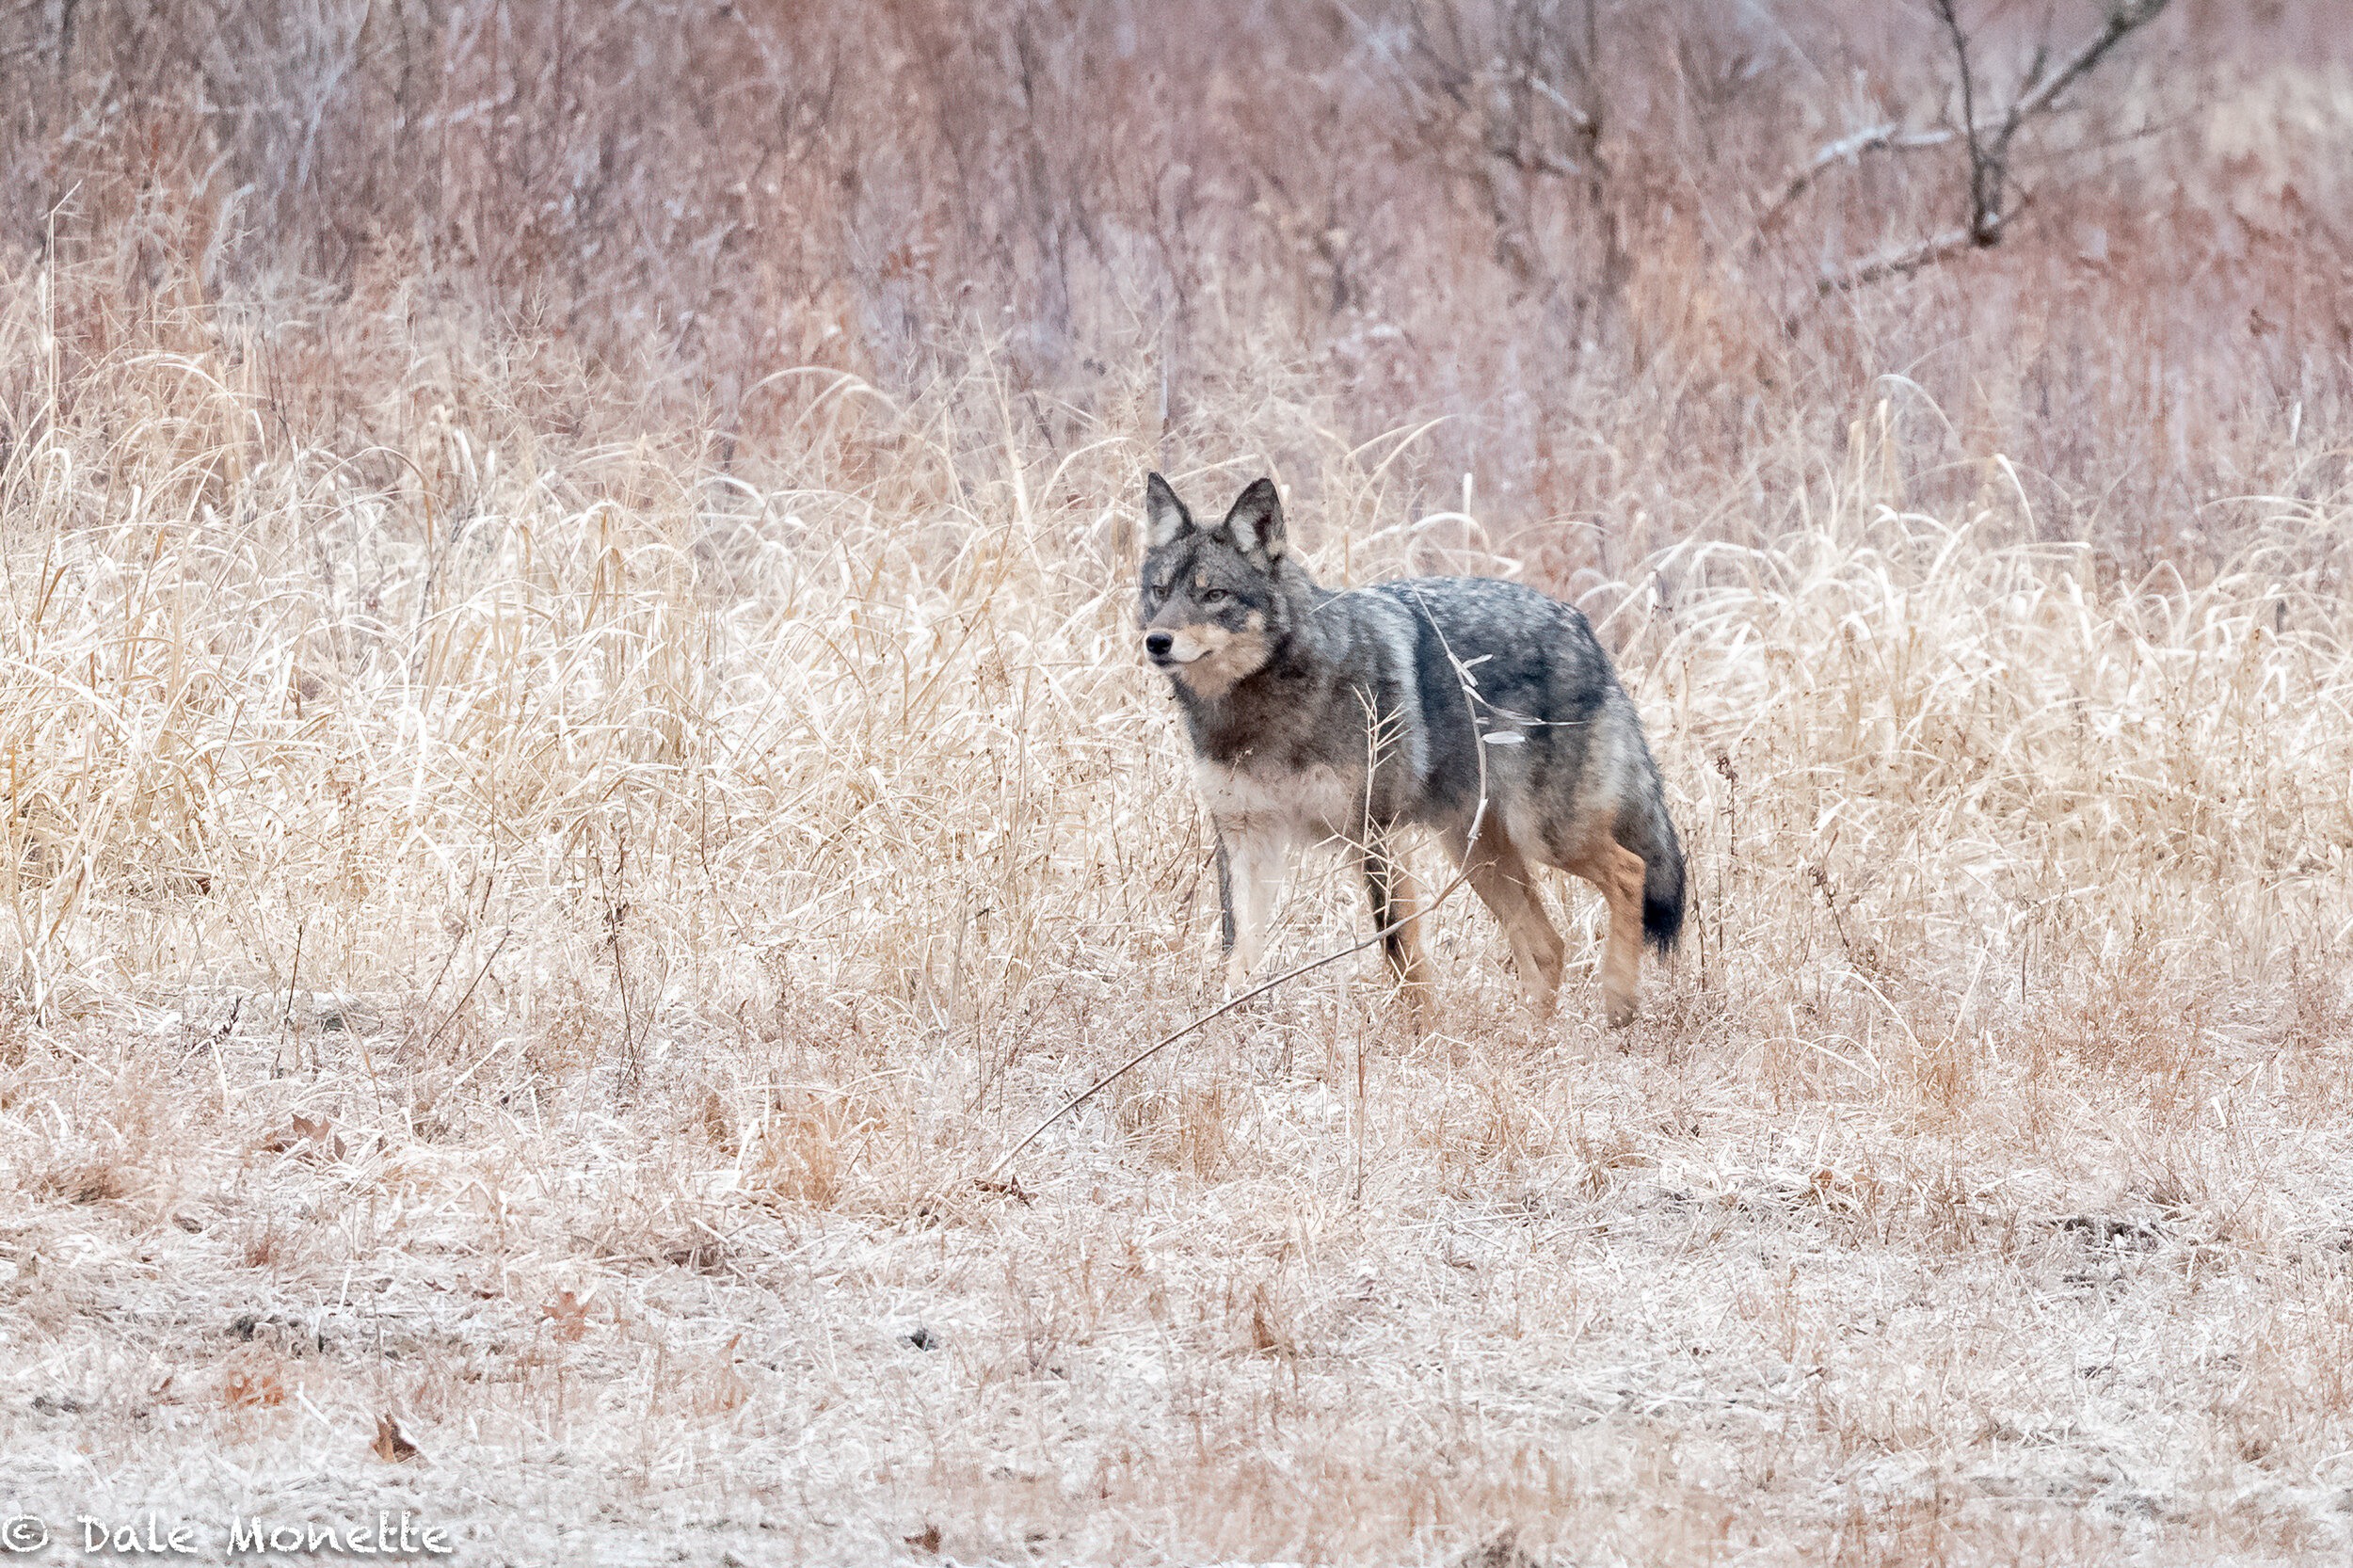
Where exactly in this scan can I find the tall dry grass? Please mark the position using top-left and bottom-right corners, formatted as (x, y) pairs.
(4, 5), (2353, 1561)
(3, 246), (2350, 1558)
(6, 244), (2347, 1064)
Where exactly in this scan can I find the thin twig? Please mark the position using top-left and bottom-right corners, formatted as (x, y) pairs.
(277, 914), (308, 1075)
(410, 863), (497, 1037)
(417, 928), (513, 1060)
(1819, 223), (1989, 295)
(975, 887), (1466, 1186)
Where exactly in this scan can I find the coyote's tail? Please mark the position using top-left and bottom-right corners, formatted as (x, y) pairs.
(1620, 770), (1687, 954)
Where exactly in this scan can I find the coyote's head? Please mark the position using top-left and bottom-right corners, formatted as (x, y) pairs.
(1137, 473), (1297, 700)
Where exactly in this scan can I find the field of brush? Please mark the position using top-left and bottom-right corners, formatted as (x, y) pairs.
(2, 292), (2350, 1567)
(7, 4), (2353, 1563)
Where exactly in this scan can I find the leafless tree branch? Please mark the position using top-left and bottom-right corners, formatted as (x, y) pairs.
(1758, 121), (1961, 231)
(1386, 0), (1611, 288)
(1816, 191), (2032, 293)
(1782, 0), (2169, 284)
(1929, 0), (2003, 246)
(2004, 0), (2172, 131)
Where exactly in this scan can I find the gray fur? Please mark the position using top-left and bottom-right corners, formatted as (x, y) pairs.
(1138, 472), (1686, 1028)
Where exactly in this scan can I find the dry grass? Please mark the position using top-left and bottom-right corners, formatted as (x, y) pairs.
(4, 4), (2353, 1560)
(9, 2), (2351, 562)
(1, 227), (2351, 1564)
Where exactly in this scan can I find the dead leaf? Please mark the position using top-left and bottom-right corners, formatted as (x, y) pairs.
(541, 1289), (589, 1342)
(221, 1368), (284, 1408)
(372, 1413), (420, 1463)
(261, 1114), (342, 1159)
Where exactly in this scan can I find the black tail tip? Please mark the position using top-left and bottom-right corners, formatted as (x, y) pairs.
(1642, 885), (1686, 955)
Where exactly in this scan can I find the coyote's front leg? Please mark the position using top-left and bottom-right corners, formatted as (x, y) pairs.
(1358, 835), (1433, 1025)
(1214, 822), (1286, 995)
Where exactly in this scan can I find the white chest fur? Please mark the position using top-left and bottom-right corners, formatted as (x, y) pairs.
(1192, 759), (1366, 843)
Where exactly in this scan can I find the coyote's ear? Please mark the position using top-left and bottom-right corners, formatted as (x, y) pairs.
(1219, 477), (1286, 561)
(1143, 472), (1194, 550)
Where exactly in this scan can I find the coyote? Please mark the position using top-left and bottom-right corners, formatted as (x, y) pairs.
(1138, 472), (1685, 1027)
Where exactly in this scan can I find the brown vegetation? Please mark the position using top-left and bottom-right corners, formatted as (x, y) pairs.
(8, 1), (2351, 556)
(1, 2), (2350, 1563)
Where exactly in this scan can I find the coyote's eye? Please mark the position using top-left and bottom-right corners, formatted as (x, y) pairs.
(1145, 580), (1168, 602)
(1200, 587), (1230, 607)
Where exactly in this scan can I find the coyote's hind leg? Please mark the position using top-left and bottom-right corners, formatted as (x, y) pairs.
(1568, 837), (1650, 1028)
(1444, 816), (1566, 1019)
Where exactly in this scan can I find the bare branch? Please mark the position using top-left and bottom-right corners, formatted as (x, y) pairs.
(1929, 0), (2003, 246)
(1525, 72), (1593, 133)
(2002, 0), (2171, 137)
(1761, 0), (2169, 235)
(1816, 190), (2033, 293)
(1493, 143), (1583, 181)
(1758, 121), (1960, 231)
(1817, 224), (1979, 293)
(1785, 0), (2169, 284)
